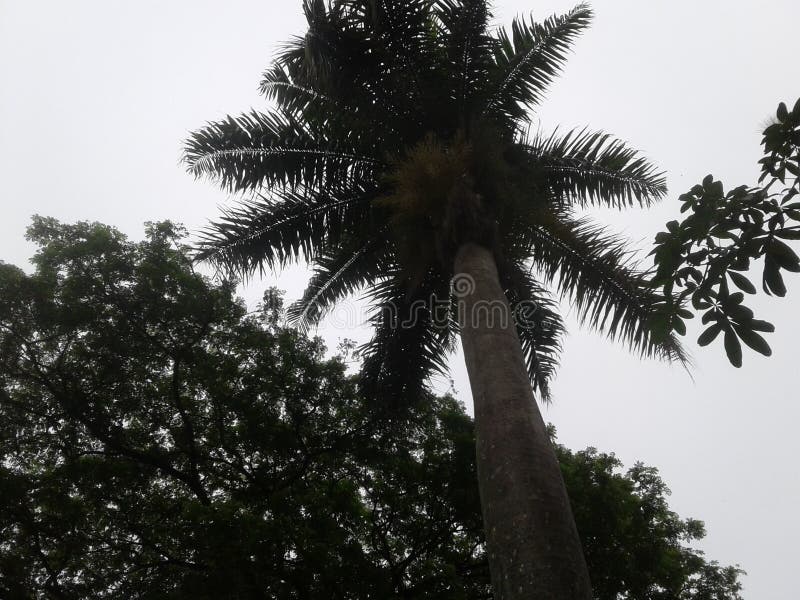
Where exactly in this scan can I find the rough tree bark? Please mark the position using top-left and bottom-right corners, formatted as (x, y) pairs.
(454, 242), (593, 600)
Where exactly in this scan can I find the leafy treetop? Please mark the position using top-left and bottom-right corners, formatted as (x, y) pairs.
(184, 1), (687, 402)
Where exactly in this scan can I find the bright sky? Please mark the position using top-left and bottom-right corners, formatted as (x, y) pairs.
(1, 1), (798, 597)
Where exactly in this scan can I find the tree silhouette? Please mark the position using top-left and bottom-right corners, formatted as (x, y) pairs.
(0, 218), (743, 599)
(184, 3), (686, 597)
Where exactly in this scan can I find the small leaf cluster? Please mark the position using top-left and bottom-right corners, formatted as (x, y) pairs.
(760, 98), (800, 191)
(650, 98), (800, 367)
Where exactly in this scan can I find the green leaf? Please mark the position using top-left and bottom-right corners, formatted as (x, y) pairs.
(749, 319), (776, 333)
(727, 304), (754, 323)
(655, 231), (672, 243)
(777, 102), (788, 122)
(734, 325), (772, 357)
(723, 327), (743, 368)
(775, 229), (800, 240)
(697, 324), (722, 347)
(673, 317), (687, 337)
(649, 314), (670, 342)
(691, 293), (711, 310)
(727, 271), (756, 294)
(763, 258), (787, 296)
(725, 292), (744, 306)
(701, 310), (718, 325)
(769, 239), (800, 272)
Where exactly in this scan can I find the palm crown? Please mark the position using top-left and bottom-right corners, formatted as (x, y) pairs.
(185, 0), (685, 402)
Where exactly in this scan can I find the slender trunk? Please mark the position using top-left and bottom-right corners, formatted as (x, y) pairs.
(454, 242), (592, 600)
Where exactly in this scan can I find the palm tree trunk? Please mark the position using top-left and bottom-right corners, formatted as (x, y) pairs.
(454, 242), (592, 600)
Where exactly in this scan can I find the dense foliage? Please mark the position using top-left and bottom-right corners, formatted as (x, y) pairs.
(651, 98), (800, 366)
(0, 220), (742, 599)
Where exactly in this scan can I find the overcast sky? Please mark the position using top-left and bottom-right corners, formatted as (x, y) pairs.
(1, 1), (799, 597)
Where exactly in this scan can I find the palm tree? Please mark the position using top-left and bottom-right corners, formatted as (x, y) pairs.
(184, 1), (686, 598)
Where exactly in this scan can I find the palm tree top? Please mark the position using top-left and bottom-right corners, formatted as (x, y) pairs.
(184, 0), (686, 402)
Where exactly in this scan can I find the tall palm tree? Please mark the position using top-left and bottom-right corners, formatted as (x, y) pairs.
(184, 2), (686, 598)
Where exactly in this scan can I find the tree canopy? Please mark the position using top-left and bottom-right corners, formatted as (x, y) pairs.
(184, 1), (686, 403)
(0, 219), (742, 599)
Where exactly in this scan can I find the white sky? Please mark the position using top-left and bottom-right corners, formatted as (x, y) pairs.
(1, 1), (798, 597)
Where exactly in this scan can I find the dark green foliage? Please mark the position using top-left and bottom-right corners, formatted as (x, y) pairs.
(650, 98), (800, 366)
(527, 128), (667, 209)
(561, 449), (744, 600)
(184, 0), (686, 402)
(0, 218), (484, 599)
(0, 220), (743, 599)
(486, 5), (593, 123)
(526, 217), (670, 356)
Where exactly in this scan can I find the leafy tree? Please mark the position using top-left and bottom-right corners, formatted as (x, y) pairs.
(183, 3), (685, 597)
(561, 447), (743, 600)
(0, 219), (743, 599)
(650, 98), (800, 365)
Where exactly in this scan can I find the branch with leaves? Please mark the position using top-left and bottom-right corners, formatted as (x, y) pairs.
(649, 98), (800, 366)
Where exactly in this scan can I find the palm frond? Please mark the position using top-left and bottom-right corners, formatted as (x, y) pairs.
(276, 1), (341, 86)
(184, 109), (380, 194)
(498, 259), (564, 401)
(485, 3), (592, 123)
(343, 0), (438, 139)
(259, 65), (334, 113)
(286, 236), (388, 332)
(434, 0), (494, 117)
(525, 127), (667, 208)
(276, 0), (432, 149)
(527, 217), (687, 362)
(342, 0), (434, 60)
(359, 270), (456, 404)
(195, 182), (378, 276)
